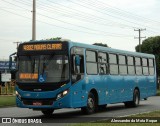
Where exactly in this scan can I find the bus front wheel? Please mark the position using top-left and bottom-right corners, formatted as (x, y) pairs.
(81, 92), (96, 114)
(41, 109), (54, 116)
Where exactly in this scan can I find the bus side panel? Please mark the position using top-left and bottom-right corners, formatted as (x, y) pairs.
(123, 76), (136, 102)
(147, 75), (157, 96)
(75, 75), (108, 107)
(85, 75), (124, 105)
(98, 75), (109, 105)
(70, 79), (88, 108)
(137, 76), (147, 99)
(106, 75), (124, 104)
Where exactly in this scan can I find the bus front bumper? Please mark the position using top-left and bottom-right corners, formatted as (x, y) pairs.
(15, 88), (72, 109)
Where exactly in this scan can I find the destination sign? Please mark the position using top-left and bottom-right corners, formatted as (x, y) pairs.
(19, 73), (38, 79)
(18, 42), (68, 55)
(23, 43), (62, 51)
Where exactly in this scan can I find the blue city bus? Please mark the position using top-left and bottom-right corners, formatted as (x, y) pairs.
(12, 40), (156, 115)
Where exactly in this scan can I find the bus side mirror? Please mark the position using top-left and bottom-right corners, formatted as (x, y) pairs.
(14, 56), (17, 61)
(75, 55), (80, 66)
(9, 52), (17, 70)
(9, 56), (12, 70)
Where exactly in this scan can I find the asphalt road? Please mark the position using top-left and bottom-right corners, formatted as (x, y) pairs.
(0, 96), (160, 125)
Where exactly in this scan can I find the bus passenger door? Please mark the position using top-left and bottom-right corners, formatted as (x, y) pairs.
(71, 47), (85, 107)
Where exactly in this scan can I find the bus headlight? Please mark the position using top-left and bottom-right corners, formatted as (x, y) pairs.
(56, 90), (69, 100)
(15, 91), (18, 95)
(15, 91), (21, 100)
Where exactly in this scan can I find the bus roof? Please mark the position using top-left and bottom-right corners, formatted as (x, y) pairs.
(21, 40), (155, 58)
(69, 41), (155, 58)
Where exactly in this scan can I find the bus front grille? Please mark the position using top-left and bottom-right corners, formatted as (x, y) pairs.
(21, 98), (56, 106)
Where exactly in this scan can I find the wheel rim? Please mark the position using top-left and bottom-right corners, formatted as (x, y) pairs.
(135, 93), (139, 105)
(88, 97), (94, 109)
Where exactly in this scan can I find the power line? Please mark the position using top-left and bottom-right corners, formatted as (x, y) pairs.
(37, 13), (132, 37)
(84, 0), (160, 26)
(95, 0), (160, 25)
(36, 2), (127, 29)
(0, 38), (17, 41)
(1, 0), (133, 37)
(0, 8), (31, 19)
(88, 0), (160, 33)
(30, 0), (128, 28)
(39, 0), (160, 34)
(1, 0), (158, 40)
(45, 0), (134, 29)
(67, 0), (144, 27)
(67, 0), (160, 33)
(0, 7), (132, 38)
(14, 0), (32, 6)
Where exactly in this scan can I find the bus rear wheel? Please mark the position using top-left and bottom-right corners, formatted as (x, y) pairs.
(41, 109), (54, 116)
(98, 104), (107, 111)
(81, 92), (96, 114)
(132, 89), (140, 107)
(125, 89), (140, 107)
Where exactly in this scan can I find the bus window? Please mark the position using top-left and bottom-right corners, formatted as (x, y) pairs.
(86, 50), (98, 74)
(149, 59), (154, 75)
(149, 59), (154, 67)
(109, 54), (118, 75)
(135, 57), (142, 75)
(142, 58), (149, 75)
(127, 56), (135, 75)
(119, 55), (127, 75)
(98, 52), (108, 74)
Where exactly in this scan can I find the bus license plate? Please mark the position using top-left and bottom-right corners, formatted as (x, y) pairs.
(33, 102), (42, 106)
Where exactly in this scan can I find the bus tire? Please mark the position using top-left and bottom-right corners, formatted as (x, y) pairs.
(144, 98), (147, 100)
(41, 109), (54, 116)
(125, 89), (140, 108)
(132, 89), (140, 107)
(124, 101), (131, 108)
(81, 92), (96, 114)
(98, 104), (107, 111)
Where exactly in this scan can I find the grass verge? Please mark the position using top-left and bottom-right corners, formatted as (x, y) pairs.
(0, 96), (16, 107)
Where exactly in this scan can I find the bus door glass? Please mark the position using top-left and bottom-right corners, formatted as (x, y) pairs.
(71, 47), (84, 84)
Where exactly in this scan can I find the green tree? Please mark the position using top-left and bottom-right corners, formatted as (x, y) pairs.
(93, 42), (108, 47)
(47, 37), (62, 40)
(135, 36), (160, 77)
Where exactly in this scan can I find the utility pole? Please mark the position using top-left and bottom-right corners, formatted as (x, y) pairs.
(32, 0), (36, 40)
(134, 28), (146, 52)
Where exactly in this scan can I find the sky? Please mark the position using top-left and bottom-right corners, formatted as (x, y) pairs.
(0, 0), (160, 59)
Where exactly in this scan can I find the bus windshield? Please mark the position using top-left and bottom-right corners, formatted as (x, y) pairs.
(18, 55), (69, 83)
